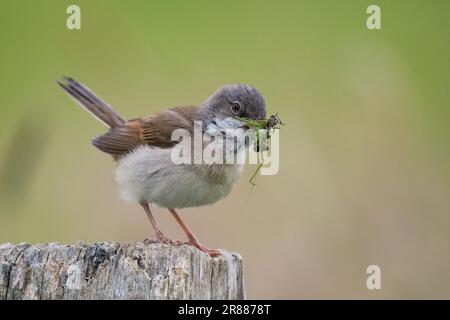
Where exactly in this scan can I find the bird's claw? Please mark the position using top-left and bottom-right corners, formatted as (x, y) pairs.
(144, 231), (181, 245)
(187, 239), (222, 257)
(144, 234), (221, 257)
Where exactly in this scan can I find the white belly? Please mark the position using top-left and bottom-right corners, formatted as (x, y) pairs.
(115, 145), (244, 208)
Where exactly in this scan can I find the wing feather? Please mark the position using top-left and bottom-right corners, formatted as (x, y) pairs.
(92, 106), (199, 160)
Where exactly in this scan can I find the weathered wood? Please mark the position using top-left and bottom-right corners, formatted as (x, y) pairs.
(0, 242), (244, 300)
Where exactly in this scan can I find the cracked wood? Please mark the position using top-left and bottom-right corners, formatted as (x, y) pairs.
(0, 242), (244, 300)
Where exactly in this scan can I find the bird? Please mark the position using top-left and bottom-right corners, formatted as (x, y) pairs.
(57, 77), (266, 256)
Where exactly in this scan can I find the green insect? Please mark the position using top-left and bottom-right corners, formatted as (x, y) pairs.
(236, 113), (284, 185)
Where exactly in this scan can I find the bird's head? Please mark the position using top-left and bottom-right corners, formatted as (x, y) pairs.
(201, 84), (266, 131)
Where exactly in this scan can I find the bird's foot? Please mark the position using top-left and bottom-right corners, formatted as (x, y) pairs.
(144, 231), (182, 245)
(187, 238), (222, 257)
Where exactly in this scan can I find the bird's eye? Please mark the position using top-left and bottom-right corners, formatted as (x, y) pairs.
(231, 101), (243, 115)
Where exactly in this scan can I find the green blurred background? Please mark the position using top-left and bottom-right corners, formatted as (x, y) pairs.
(1, 0), (449, 299)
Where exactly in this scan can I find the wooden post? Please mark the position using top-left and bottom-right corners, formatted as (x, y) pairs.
(0, 242), (244, 300)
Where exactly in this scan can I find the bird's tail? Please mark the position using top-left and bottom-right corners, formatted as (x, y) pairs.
(57, 77), (126, 128)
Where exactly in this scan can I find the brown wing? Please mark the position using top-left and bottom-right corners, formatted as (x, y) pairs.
(92, 106), (200, 160)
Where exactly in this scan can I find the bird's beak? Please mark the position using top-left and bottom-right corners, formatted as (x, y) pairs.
(236, 119), (249, 130)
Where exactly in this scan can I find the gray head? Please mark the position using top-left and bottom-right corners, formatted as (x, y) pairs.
(201, 84), (266, 124)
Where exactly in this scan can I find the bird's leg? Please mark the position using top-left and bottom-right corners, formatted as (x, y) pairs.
(168, 208), (221, 257)
(141, 202), (176, 245)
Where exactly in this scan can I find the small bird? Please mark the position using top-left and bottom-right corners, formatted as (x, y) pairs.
(58, 77), (266, 256)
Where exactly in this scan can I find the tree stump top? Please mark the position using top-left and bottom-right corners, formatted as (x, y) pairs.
(0, 242), (244, 300)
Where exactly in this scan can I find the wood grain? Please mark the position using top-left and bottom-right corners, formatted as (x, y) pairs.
(0, 242), (244, 300)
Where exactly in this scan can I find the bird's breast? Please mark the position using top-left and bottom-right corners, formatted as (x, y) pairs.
(115, 145), (244, 208)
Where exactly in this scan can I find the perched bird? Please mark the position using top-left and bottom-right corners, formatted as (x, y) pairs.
(58, 77), (266, 256)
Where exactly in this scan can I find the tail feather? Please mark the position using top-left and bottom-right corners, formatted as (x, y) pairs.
(57, 77), (125, 128)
